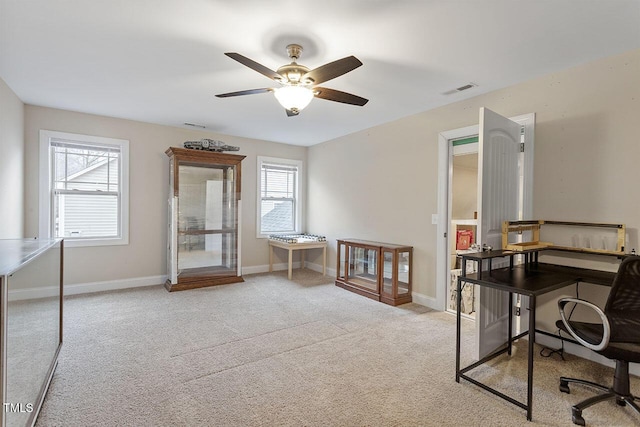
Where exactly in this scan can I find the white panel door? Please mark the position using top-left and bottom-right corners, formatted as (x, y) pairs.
(475, 107), (522, 359)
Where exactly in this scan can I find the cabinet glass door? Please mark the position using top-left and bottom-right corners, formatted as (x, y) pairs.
(348, 246), (378, 291)
(382, 250), (394, 296)
(397, 250), (411, 298)
(337, 241), (347, 280)
(177, 163), (237, 277)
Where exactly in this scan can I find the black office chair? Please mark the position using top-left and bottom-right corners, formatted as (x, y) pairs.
(556, 255), (640, 425)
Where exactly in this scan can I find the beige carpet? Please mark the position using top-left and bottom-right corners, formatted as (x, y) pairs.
(36, 270), (639, 426)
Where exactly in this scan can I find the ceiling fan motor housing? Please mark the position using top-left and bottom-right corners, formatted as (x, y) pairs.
(277, 63), (311, 84)
(278, 44), (312, 84)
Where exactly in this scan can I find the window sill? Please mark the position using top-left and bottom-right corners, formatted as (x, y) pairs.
(59, 237), (129, 248)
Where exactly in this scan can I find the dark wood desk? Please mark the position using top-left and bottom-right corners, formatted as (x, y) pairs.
(455, 250), (616, 421)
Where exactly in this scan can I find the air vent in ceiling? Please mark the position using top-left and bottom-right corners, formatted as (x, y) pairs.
(442, 82), (478, 96)
(184, 122), (206, 128)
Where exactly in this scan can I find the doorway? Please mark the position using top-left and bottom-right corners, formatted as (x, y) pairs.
(435, 112), (535, 314)
(437, 110), (535, 359)
(448, 142), (479, 319)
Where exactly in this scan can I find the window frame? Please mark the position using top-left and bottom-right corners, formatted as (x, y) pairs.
(39, 130), (130, 247)
(256, 156), (303, 238)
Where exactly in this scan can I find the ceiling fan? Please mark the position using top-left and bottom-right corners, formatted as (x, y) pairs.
(215, 44), (368, 117)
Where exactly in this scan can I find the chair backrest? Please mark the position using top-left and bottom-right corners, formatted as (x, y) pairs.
(605, 255), (640, 313)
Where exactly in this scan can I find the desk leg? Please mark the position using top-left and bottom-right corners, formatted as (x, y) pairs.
(527, 295), (536, 421)
(288, 249), (293, 280)
(322, 246), (327, 276)
(301, 249), (305, 270)
(508, 292), (513, 356)
(456, 276), (462, 383)
(269, 246), (273, 273)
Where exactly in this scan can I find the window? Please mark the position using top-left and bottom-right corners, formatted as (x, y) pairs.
(39, 130), (129, 247)
(257, 156), (303, 237)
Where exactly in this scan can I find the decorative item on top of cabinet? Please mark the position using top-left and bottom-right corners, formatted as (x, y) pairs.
(165, 147), (245, 291)
(183, 138), (240, 152)
(335, 239), (412, 306)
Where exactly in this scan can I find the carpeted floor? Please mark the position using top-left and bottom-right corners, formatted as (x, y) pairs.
(35, 270), (639, 426)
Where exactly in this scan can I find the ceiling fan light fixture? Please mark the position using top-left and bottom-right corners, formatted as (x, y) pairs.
(274, 85), (314, 111)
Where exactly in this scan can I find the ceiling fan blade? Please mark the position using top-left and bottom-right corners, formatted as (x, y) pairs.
(224, 53), (283, 81)
(314, 87), (368, 106)
(302, 56), (363, 85)
(286, 109), (299, 117)
(215, 88), (273, 98)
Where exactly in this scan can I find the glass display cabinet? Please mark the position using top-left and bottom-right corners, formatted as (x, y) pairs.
(165, 147), (245, 291)
(0, 238), (63, 427)
(336, 239), (412, 306)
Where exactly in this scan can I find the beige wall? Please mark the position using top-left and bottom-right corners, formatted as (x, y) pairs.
(452, 160), (478, 220)
(308, 48), (640, 303)
(24, 106), (306, 285)
(0, 78), (25, 238)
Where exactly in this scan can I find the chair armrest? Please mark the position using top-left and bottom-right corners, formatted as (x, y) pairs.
(558, 297), (611, 352)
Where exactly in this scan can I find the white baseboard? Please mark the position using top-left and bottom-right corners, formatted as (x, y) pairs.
(412, 291), (438, 310)
(242, 262), (302, 275)
(304, 261), (336, 277)
(535, 332), (640, 376)
(8, 286), (59, 301)
(242, 261), (336, 278)
(65, 275), (166, 296)
(242, 264), (273, 275)
(8, 275), (166, 301)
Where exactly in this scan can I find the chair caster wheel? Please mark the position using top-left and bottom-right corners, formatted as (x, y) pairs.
(616, 398), (626, 407)
(571, 408), (585, 426)
(560, 380), (570, 394)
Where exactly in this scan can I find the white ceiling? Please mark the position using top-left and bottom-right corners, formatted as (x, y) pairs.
(1, 1), (639, 147)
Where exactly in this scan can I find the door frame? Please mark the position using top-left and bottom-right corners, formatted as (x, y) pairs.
(435, 112), (535, 312)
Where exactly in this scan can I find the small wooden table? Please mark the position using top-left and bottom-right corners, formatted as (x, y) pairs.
(268, 238), (327, 280)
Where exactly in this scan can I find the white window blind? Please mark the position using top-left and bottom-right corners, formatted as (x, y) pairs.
(257, 157), (302, 236)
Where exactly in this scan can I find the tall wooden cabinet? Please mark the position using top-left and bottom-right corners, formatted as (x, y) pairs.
(165, 147), (245, 291)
